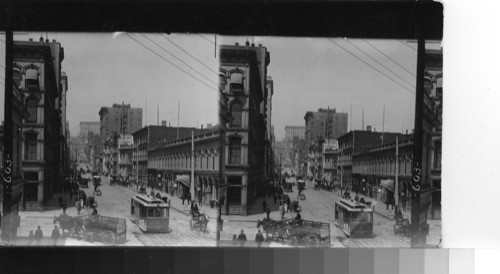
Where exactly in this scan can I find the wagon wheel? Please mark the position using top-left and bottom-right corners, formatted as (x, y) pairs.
(189, 219), (194, 230)
(288, 236), (298, 247)
(101, 231), (116, 245)
(305, 235), (319, 247)
(84, 231), (94, 243)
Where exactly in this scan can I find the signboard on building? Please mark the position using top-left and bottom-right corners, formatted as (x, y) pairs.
(323, 139), (339, 153)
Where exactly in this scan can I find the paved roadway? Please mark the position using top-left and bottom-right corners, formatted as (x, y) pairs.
(84, 176), (215, 246)
(219, 177), (434, 248)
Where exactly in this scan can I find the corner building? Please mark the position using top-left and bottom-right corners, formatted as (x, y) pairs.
(219, 42), (270, 215)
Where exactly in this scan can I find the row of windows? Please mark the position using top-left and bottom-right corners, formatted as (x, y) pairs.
(148, 154), (219, 171)
(353, 160), (412, 176)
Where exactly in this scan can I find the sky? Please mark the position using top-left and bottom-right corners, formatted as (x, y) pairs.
(0, 33), (220, 135)
(1, 34), (441, 139)
(220, 36), (442, 140)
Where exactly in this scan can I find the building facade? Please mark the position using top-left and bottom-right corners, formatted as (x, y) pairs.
(79, 121), (100, 136)
(99, 103), (142, 144)
(117, 134), (134, 178)
(14, 37), (66, 210)
(322, 139), (339, 183)
(284, 126), (305, 141)
(220, 42), (270, 215)
(304, 108), (348, 146)
(132, 126), (200, 185)
(148, 130), (220, 204)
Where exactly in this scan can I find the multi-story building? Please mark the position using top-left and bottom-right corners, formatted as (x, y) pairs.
(132, 126), (200, 184)
(284, 126), (305, 141)
(424, 49), (443, 220)
(0, 83), (30, 213)
(79, 121), (100, 136)
(337, 128), (408, 192)
(99, 103), (142, 144)
(220, 41), (270, 215)
(148, 130), (220, 204)
(304, 108), (348, 146)
(14, 37), (66, 210)
(323, 139), (340, 183)
(352, 135), (414, 199)
(264, 76), (274, 181)
(117, 134), (134, 178)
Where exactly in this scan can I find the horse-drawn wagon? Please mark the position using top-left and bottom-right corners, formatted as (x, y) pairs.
(257, 218), (331, 247)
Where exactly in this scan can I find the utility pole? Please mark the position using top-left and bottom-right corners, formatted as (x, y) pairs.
(190, 131), (195, 201)
(177, 100), (180, 139)
(2, 22), (13, 216)
(395, 136), (399, 207)
(136, 143), (139, 188)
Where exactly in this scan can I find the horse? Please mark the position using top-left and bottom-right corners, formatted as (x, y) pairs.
(257, 218), (289, 241)
(53, 214), (88, 238)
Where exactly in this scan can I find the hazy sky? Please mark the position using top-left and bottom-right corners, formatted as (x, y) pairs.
(1, 34), (440, 140)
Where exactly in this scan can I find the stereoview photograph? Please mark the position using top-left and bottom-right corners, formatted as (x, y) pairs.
(1, 33), (442, 248)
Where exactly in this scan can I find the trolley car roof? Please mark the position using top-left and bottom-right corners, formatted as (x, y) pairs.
(133, 194), (169, 207)
(335, 199), (373, 212)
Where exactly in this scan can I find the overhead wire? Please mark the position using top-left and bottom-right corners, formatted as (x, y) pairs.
(328, 39), (415, 95)
(398, 40), (417, 52)
(125, 33), (219, 94)
(140, 34), (218, 86)
(345, 39), (415, 88)
(363, 39), (416, 77)
(160, 34), (218, 75)
(196, 34), (216, 45)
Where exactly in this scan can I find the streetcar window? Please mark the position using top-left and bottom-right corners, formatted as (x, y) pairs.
(140, 206), (147, 217)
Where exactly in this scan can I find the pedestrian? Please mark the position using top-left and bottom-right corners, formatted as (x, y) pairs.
(51, 225), (61, 246)
(28, 230), (34, 245)
(261, 200), (268, 213)
(150, 190), (155, 197)
(273, 193), (278, 205)
(76, 199), (81, 215)
(232, 234), (238, 246)
(278, 203), (285, 219)
(237, 229), (247, 247)
(34, 225), (43, 245)
(181, 194), (186, 205)
(401, 194), (407, 212)
(92, 208), (98, 216)
(69, 188), (73, 201)
(255, 229), (265, 248)
(155, 192), (162, 200)
(62, 200), (67, 213)
(265, 205), (271, 220)
(284, 201), (288, 213)
(11, 212), (20, 242)
(58, 196), (63, 208)
(187, 193), (192, 205)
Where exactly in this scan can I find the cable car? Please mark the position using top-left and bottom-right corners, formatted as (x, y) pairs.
(130, 194), (170, 233)
(334, 198), (374, 238)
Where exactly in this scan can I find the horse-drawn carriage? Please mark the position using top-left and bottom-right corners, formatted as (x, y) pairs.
(283, 182), (293, 192)
(189, 211), (209, 233)
(257, 218), (331, 247)
(53, 213), (127, 245)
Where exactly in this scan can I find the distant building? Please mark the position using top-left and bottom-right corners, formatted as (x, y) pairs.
(284, 126), (305, 141)
(99, 103), (143, 144)
(79, 121), (100, 136)
(304, 108), (348, 146)
(118, 135), (134, 178)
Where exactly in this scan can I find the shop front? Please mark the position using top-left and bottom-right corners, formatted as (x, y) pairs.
(175, 175), (190, 198)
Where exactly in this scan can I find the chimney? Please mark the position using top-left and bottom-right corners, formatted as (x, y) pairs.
(161, 120), (167, 127)
(235, 42), (239, 46)
(245, 40), (250, 46)
(201, 124), (204, 129)
(374, 127), (376, 132)
(406, 129), (408, 135)
(45, 38), (49, 43)
(251, 42), (255, 47)
(367, 125), (372, 132)
(29, 38), (33, 42)
(39, 36), (44, 42)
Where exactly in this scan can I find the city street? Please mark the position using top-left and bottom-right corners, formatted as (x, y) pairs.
(217, 176), (440, 248)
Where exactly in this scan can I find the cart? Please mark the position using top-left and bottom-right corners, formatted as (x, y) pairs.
(189, 211), (209, 233)
(393, 216), (411, 237)
(83, 215), (127, 245)
(53, 213), (88, 239)
(257, 218), (331, 247)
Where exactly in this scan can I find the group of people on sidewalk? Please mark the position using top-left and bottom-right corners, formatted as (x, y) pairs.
(25, 225), (61, 246)
(231, 229), (265, 247)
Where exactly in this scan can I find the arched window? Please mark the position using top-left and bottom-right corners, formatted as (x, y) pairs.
(229, 137), (241, 165)
(26, 98), (38, 123)
(230, 72), (244, 92)
(25, 66), (40, 89)
(230, 102), (242, 127)
(25, 133), (37, 161)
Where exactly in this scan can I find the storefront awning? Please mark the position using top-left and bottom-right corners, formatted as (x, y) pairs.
(176, 175), (190, 188)
(380, 179), (395, 191)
